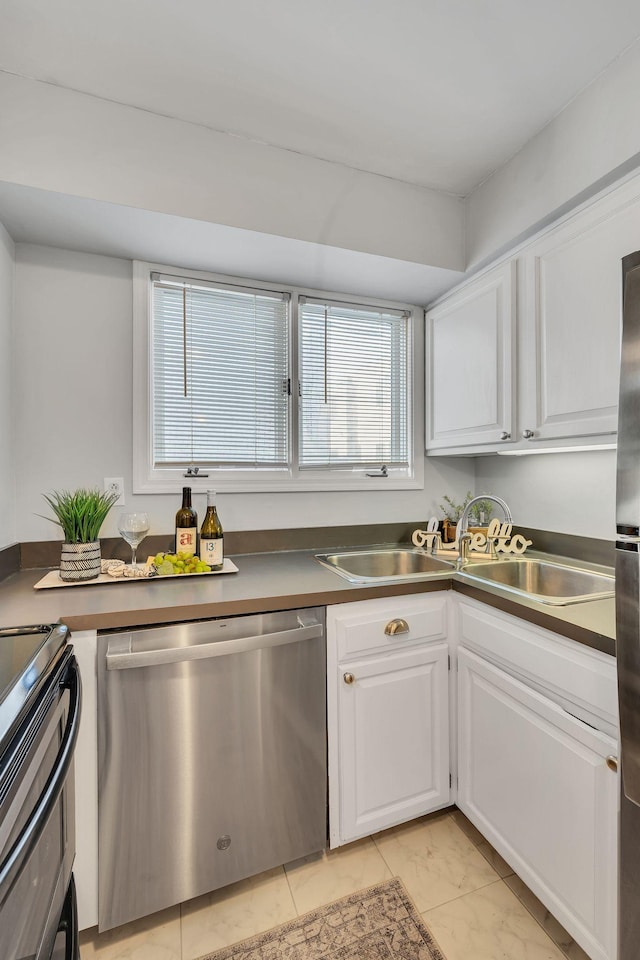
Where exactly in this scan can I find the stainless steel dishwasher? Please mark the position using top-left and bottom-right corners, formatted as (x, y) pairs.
(97, 608), (326, 931)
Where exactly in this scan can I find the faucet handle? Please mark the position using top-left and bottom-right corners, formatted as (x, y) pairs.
(428, 532), (443, 554)
(412, 528), (442, 554)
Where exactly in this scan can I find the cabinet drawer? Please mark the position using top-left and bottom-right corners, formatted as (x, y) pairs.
(456, 598), (618, 732)
(329, 593), (447, 661)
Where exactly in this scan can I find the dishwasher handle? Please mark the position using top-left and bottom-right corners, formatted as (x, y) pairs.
(105, 621), (323, 671)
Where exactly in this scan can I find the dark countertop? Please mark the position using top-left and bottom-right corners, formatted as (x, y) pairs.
(0, 548), (616, 657)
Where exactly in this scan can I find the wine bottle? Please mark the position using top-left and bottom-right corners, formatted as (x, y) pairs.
(200, 489), (224, 570)
(175, 486), (198, 557)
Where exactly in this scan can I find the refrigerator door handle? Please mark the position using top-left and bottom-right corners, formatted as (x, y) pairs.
(617, 540), (640, 553)
(616, 547), (640, 807)
(618, 526), (640, 539)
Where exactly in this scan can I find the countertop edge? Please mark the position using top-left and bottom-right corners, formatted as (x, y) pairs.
(0, 550), (616, 657)
(60, 578), (451, 631)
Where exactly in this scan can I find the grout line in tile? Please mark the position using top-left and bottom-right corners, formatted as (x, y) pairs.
(433, 874), (505, 911)
(446, 809), (483, 846)
(282, 861), (302, 916)
(447, 809), (517, 879)
(371, 833), (394, 876)
(503, 875), (576, 960)
(419, 876), (506, 918)
(477, 843), (516, 877)
(281, 864), (301, 918)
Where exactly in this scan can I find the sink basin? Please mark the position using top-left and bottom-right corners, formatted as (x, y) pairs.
(460, 558), (615, 605)
(315, 548), (455, 583)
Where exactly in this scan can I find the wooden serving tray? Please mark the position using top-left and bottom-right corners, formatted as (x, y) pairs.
(33, 557), (239, 589)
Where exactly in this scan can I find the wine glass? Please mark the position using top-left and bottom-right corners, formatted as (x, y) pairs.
(118, 512), (150, 568)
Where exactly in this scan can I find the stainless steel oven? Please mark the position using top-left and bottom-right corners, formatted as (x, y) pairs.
(0, 624), (81, 960)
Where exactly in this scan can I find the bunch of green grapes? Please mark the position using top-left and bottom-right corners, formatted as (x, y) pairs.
(153, 552), (212, 576)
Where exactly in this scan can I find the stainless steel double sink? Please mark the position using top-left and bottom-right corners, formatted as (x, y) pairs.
(315, 548), (455, 583)
(315, 547), (615, 605)
(460, 557), (614, 605)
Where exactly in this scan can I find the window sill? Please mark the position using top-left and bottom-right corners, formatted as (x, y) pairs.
(133, 473), (424, 495)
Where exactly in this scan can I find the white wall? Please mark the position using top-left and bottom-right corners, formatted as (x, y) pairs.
(10, 243), (620, 545)
(0, 73), (465, 273)
(475, 451), (617, 541)
(0, 223), (15, 548)
(12, 244), (475, 543)
(466, 38), (640, 267)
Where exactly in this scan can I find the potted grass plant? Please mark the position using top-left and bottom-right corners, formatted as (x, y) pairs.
(42, 488), (119, 582)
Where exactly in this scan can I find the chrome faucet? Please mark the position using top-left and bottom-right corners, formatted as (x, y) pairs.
(456, 495), (513, 570)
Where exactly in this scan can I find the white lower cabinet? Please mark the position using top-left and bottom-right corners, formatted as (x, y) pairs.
(72, 629), (99, 930)
(456, 609), (618, 960)
(327, 594), (451, 847)
(78, 590), (619, 956)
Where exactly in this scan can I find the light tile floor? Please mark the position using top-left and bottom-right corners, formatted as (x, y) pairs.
(79, 808), (591, 960)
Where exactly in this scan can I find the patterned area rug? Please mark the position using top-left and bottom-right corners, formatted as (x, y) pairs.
(197, 877), (446, 960)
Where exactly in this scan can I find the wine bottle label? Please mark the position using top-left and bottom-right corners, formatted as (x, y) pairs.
(201, 538), (223, 566)
(176, 527), (197, 556)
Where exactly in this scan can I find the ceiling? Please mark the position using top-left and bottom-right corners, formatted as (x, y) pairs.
(2, 0), (640, 196)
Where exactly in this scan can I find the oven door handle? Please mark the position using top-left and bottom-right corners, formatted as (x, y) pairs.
(0, 658), (81, 893)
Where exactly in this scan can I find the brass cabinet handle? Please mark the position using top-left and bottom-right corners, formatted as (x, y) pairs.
(384, 618), (410, 636)
(606, 755), (618, 773)
(343, 672), (355, 685)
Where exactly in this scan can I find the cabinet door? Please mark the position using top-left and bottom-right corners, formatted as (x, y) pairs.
(521, 189), (640, 442)
(458, 647), (618, 960)
(426, 260), (515, 451)
(333, 643), (449, 846)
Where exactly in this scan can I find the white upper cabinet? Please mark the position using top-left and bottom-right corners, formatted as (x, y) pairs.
(519, 183), (640, 443)
(426, 171), (640, 454)
(426, 261), (516, 451)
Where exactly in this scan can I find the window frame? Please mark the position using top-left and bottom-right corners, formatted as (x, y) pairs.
(133, 261), (424, 493)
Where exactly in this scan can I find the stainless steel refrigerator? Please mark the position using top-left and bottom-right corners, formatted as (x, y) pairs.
(616, 251), (640, 960)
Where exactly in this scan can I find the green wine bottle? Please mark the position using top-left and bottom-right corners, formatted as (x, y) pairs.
(200, 489), (224, 570)
(175, 486), (198, 557)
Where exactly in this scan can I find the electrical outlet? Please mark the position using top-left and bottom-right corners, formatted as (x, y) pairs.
(104, 477), (125, 506)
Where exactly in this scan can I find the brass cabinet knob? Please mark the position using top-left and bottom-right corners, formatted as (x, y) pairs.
(343, 672), (355, 685)
(606, 755), (618, 773)
(385, 618), (410, 636)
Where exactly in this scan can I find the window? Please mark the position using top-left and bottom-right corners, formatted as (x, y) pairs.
(133, 263), (422, 492)
(152, 275), (289, 469)
(298, 298), (410, 470)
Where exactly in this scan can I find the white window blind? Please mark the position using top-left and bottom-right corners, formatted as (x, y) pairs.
(299, 298), (411, 469)
(152, 275), (290, 468)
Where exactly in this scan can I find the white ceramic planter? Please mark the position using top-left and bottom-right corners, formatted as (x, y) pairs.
(60, 541), (101, 582)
